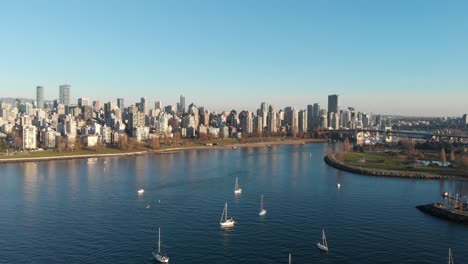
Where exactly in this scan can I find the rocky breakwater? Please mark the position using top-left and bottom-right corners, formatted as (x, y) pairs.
(323, 153), (450, 180)
(416, 203), (468, 224)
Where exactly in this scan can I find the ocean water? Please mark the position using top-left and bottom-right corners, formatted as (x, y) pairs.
(0, 143), (467, 264)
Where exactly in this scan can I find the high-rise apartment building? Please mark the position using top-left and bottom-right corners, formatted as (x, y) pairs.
(36, 86), (44, 109)
(59, 84), (71, 106)
(313, 103), (321, 128)
(328, 94), (339, 115)
(117, 98), (125, 110)
(155, 101), (162, 109)
(299, 109), (307, 133)
(140, 97), (148, 114)
(78, 98), (90, 107)
(179, 95), (186, 114)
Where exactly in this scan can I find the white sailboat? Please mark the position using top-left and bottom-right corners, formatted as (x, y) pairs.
(259, 194), (267, 216)
(138, 188), (144, 194)
(220, 203), (236, 228)
(288, 253), (292, 264)
(317, 228), (329, 252)
(234, 177), (242, 194)
(152, 228), (169, 263)
(448, 248), (454, 264)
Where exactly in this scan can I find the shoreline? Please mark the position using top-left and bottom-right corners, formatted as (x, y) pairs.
(0, 138), (327, 164)
(324, 153), (467, 181)
(416, 203), (468, 224)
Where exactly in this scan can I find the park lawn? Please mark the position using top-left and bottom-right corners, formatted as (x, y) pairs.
(0, 147), (137, 159)
(340, 151), (465, 177)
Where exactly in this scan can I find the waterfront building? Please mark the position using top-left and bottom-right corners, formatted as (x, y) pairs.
(299, 109), (307, 133)
(320, 109), (328, 129)
(291, 108), (299, 136)
(267, 111), (278, 133)
(156, 111), (170, 134)
(42, 128), (57, 149)
(65, 120), (77, 139)
(22, 125), (37, 150)
(330, 112), (340, 130)
(36, 86), (44, 109)
(59, 84), (71, 106)
(463, 114), (468, 125)
(129, 111), (146, 137)
(254, 115), (263, 136)
(307, 104), (313, 129)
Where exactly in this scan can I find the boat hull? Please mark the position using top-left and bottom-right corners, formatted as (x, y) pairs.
(259, 209), (267, 216)
(317, 243), (328, 252)
(220, 219), (236, 228)
(152, 252), (169, 263)
(234, 189), (242, 194)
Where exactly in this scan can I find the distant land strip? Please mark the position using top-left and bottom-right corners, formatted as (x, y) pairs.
(0, 139), (327, 164)
(324, 153), (467, 181)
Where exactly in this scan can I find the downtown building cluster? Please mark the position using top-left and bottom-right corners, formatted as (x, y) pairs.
(0, 87), (393, 150)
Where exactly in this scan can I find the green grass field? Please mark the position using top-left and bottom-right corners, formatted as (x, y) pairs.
(339, 151), (465, 177)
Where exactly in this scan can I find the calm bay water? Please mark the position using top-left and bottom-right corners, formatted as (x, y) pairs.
(1, 143), (467, 264)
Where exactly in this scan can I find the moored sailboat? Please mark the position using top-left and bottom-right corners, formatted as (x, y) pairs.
(317, 228), (329, 252)
(259, 194), (267, 216)
(152, 228), (169, 263)
(234, 177), (242, 194)
(448, 248), (454, 264)
(220, 203), (236, 228)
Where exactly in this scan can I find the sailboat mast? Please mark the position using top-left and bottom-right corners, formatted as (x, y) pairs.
(158, 228), (161, 253)
(225, 203), (228, 221)
(289, 253), (291, 264)
(449, 248), (453, 264)
(261, 195), (264, 210)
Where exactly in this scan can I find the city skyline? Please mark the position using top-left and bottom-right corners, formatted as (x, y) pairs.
(1, 1), (468, 116)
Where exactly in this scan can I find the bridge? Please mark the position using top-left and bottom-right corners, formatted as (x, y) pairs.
(316, 129), (468, 143)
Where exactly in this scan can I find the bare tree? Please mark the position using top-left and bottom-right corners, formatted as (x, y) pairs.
(173, 132), (181, 144)
(118, 134), (130, 150)
(150, 137), (160, 150)
(57, 137), (66, 152)
(343, 137), (350, 152)
(440, 148), (447, 163)
(450, 150), (456, 162)
(11, 130), (22, 150)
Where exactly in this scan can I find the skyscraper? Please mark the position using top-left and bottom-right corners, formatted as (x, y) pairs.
(36, 86), (44, 109)
(78, 98), (90, 107)
(59, 84), (71, 106)
(179, 95), (186, 114)
(313, 103), (321, 128)
(140, 97), (148, 114)
(155, 100), (162, 109)
(307, 104), (313, 129)
(117, 98), (124, 110)
(328, 94), (339, 115)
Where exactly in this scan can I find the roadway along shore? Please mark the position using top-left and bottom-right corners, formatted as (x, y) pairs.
(0, 138), (327, 164)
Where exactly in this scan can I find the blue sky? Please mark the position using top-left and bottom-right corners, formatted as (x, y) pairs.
(0, 0), (467, 116)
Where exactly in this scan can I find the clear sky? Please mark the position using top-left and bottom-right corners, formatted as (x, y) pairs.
(0, 0), (467, 116)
